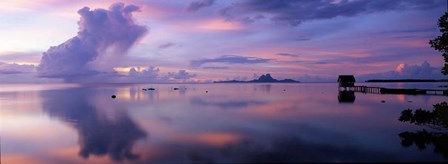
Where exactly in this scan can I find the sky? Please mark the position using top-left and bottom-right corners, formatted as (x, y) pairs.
(0, 0), (447, 83)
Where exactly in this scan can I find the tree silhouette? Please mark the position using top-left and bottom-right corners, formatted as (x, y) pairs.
(429, 12), (448, 75)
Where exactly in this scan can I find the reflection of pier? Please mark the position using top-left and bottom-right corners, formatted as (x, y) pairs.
(341, 85), (447, 96)
(352, 86), (446, 95)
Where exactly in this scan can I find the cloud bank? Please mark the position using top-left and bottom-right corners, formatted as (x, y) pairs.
(191, 55), (271, 67)
(0, 62), (63, 83)
(220, 0), (444, 25)
(158, 42), (176, 49)
(166, 70), (196, 81)
(187, 0), (216, 12)
(129, 66), (159, 78)
(37, 3), (147, 81)
(276, 53), (300, 58)
(0, 62), (35, 74)
(358, 61), (446, 81)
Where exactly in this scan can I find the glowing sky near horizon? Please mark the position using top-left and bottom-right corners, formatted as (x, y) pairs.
(0, 0), (446, 83)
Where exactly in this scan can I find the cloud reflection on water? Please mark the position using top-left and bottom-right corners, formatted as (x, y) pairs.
(2, 83), (448, 163)
(41, 88), (147, 161)
(190, 96), (267, 109)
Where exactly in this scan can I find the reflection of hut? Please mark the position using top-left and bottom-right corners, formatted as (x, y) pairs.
(338, 91), (355, 103)
(338, 75), (355, 88)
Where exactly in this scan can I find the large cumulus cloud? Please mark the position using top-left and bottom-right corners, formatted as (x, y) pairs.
(37, 3), (147, 81)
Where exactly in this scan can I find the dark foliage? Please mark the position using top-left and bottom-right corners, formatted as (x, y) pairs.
(429, 12), (448, 75)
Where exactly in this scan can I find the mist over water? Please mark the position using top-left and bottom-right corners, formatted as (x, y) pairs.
(1, 83), (447, 163)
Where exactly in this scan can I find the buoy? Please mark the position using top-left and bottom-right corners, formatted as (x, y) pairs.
(111, 95), (116, 99)
(206, 91), (208, 93)
(381, 100), (385, 103)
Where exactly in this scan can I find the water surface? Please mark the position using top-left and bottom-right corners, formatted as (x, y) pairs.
(1, 83), (447, 163)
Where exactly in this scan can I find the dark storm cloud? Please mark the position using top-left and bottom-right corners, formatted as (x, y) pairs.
(220, 0), (444, 26)
(276, 53), (300, 58)
(187, 0), (216, 12)
(314, 61), (329, 64)
(378, 28), (437, 34)
(37, 3), (147, 80)
(294, 48), (426, 66)
(202, 66), (229, 70)
(158, 42), (176, 49)
(191, 55), (271, 67)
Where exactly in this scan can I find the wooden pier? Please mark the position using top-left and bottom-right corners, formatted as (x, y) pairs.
(339, 86), (447, 96)
(337, 75), (447, 96)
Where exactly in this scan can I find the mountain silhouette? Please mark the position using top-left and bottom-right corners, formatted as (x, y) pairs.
(215, 74), (299, 83)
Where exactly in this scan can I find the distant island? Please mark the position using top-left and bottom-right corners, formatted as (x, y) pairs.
(214, 74), (300, 83)
(366, 79), (448, 83)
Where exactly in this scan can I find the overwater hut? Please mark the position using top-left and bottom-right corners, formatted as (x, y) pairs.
(338, 75), (355, 88)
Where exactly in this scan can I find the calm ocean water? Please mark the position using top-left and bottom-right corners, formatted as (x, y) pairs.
(1, 83), (447, 163)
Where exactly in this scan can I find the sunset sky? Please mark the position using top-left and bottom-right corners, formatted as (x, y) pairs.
(0, 0), (447, 83)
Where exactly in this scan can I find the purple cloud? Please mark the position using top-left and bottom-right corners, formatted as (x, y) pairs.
(93, 66), (161, 83)
(37, 3), (147, 81)
(166, 70), (196, 81)
(220, 0), (444, 26)
(358, 61), (446, 81)
(276, 53), (300, 58)
(129, 66), (159, 78)
(202, 66), (229, 70)
(158, 42), (176, 49)
(0, 62), (62, 83)
(0, 52), (41, 64)
(0, 62), (35, 74)
(191, 55), (271, 67)
(187, 0), (216, 12)
(296, 74), (334, 83)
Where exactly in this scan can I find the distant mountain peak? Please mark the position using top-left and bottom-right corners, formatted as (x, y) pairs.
(214, 73), (299, 83)
(256, 73), (278, 82)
